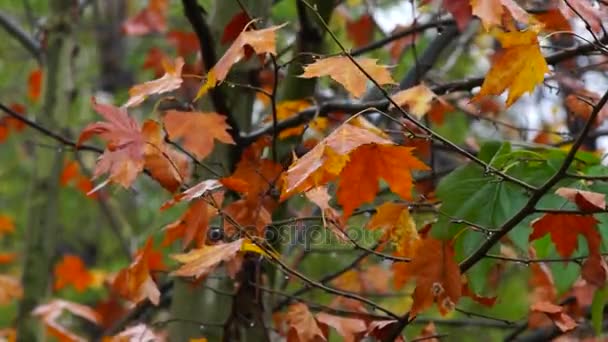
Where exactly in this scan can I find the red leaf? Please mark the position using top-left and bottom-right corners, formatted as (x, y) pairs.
(530, 213), (600, 258)
(346, 14), (374, 48)
(167, 30), (200, 56)
(221, 11), (251, 44)
(27, 69), (43, 102)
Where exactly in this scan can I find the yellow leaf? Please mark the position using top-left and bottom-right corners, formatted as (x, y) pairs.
(474, 30), (548, 107)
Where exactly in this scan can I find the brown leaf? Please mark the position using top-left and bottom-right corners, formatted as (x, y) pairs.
(112, 238), (162, 305)
(316, 312), (366, 342)
(171, 239), (244, 278)
(530, 301), (577, 332)
(0, 274), (22, 305)
(285, 303), (326, 342)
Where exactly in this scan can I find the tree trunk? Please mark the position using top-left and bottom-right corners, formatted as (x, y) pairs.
(16, 1), (77, 340)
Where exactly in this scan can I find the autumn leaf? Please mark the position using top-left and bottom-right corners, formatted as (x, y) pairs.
(161, 179), (223, 210)
(281, 123), (394, 199)
(555, 187), (606, 212)
(267, 99), (327, 138)
(0, 274), (22, 305)
(60, 160), (98, 198)
(143, 47), (169, 77)
(163, 110), (235, 160)
(27, 68), (43, 102)
(0, 103), (27, 142)
(365, 320), (405, 342)
(124, 57), (184, 108)
(0, 214), (15, 237)
(345, 14), (374, 48)
(534, 8), (572, 32)
(398, 237), (461, 316)
(167, 30), (200, 56)
(221, 11), (251, 44)
(444, 0), (473, 31)
(0, 253), (17, 265)
(530, 301), (577, 332)
(141, 120), (191, 192)
(54, 254), (93, 292)
(33, 299), (101, 342)
(474, 30), (548, 107)
(337, 144), (429, 218)
(112, 238), (162, 305)
(316, 312), (366, 342)
(171, 238), (245, 278)
(285, 303), (326, 342)
(300, 56), (396, 99)
(122, 0), (168, 36)
(162, 196), (222, 249)
(78, 99), (146, 188)
(195, 23), (286, 99)
(530, 213), (600, 258)
(415, 322), (440, 342)
(390, 84), (454, 123)
(368, 202), (419, 259)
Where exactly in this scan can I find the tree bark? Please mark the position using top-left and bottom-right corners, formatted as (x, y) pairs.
(16, 1), (77, 340)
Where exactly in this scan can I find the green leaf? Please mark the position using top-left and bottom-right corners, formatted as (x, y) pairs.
(592, 286), (608, 335)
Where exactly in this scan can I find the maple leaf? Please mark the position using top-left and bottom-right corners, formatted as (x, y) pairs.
(33, 299), (101, 342)
(534, 8), (572, 32)
(266, 99), (327, 138)
(305, 186), (346, 239)
(0, 253), (17, 265)
(122, 0), (168, 36)
(195, 23), (286, 99)
(124, 57), (184, 108)
(367, 202), (419, 257)
(171, 238), (245, 278)
(555, 187), (606, 212)
(530, 301), (577, 332)
(444, 0), (473, 31)
(387, 25), (419, 62)
(0, 214), (15, 237)
(345, 14), (374, 48)
(163, 110), (235, 160)
(300, 56), (396, 99)
(0, 103), (27, 142)
(141, 120), (191, 192)
(332, 266), (391, 294)
(285, 303), (326, 342)
(316, 312), (366, 342)
(95, 297), (126, 329)
(143, 47), (169, 77)
(365, 320), (405, 342)
(281, 123), (394, 199)
(162, 196), (222, 249)
(221, 11), (251, 44)
(78, 99), (146, 188)
(112, 238), (162, 305)
(474, 30), (548, 107)
(400, 237), (461, 316)
(337, 144), (429, 218)
(415, 322), (440, 342)
(0, 274), (22, 305)
(53, 254), (93, 292)
(390, 84), (454, 123)
(559, 0), (605, 33)
(27, 68), (43, 102)
(60, 160), (98, 198)
(530, 213), (600, 258)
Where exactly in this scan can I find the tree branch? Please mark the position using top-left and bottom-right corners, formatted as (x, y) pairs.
(0, 11), (42, 64)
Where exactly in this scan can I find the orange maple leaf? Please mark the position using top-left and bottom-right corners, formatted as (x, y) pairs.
(0, 253), (17, 265)
(474, 30), (548, 107)
(195, 23), (286, 99)
(53, 255), (93, 292)
(390, 84), (454, 124)
(471, 0), (530, 30)
(162, 196), (222, 249)
(281, 123), (394, 199)
(112, 238), (162, 305)
(530, 213), (600, 258)
(163, 110), (235, 160)
(337, 144), (429, 218)
(123, 57), (184, 108)
(300, 56), (396, 98)
(400, 238), (461, 316)
(285, 303), (326, 342)
(367, 202), (419, 257)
